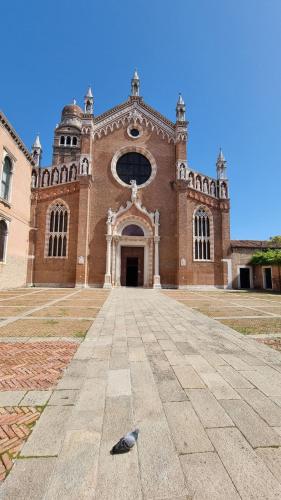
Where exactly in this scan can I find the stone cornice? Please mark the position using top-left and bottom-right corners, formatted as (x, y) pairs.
(187, 188), (230, 210)
(173, 181), (230, 209)
(34, 181), (80, 202)
(0, 111), (35, 165)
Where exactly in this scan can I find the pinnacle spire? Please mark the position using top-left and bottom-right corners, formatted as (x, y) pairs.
(216, 147), (227, 179)
(86, 86), (93, 98)
(33, 134), (41, 149)
(217, 147), (225, 162)
(84, 85), (94, 114)
(176, 92), (186, 122)
(31, 134), (42, 167)
(131, 69), (140, 97)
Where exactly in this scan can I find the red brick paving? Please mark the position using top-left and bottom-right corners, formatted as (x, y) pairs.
(0, 406), (41, 481)
(257, 338), (281, 352)
(0, 342), (78, 390)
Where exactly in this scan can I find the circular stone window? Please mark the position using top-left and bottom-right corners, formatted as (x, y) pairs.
(116, 152), (152, 186)
(130, 128), (140, 137)
(127, 124), (143, 139)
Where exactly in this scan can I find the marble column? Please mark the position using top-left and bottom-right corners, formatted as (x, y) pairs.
(103, 219), (113, 289)
(153, 214), (161, 288)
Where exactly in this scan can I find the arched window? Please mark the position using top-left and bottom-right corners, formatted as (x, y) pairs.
(46, 202), (69, 258)
(72, 136), (77, 146)
(60, 136), (65, 145)
(66, 136), (71, 145)
(122, 224), (144, 236)
(0, 219), (8, 262)
(193, 208), (211, 261)
(1, 156), (12, 201)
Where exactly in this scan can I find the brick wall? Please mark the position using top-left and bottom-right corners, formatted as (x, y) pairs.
(32, 184), (79, 286)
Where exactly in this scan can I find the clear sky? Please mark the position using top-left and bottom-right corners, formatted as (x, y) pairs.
(1, 0), (280, 239)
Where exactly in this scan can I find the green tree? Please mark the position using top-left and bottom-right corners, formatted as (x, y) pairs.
(269, 236), (281, 244)
(251, 249), (281, 291)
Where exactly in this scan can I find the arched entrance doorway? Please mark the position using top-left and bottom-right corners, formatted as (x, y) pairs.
(103, 186), (161, 289)
(120, 224), (145, 286)
(112, 217), (153, 288)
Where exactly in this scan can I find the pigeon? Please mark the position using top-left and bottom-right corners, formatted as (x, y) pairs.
(110, 428), (139, 455)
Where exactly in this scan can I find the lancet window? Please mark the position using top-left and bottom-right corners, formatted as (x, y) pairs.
(193, 208), (211, 261)
(0, 219), (8, 262)
(46, 202), (69, 257)
(1, 156), (13, 201)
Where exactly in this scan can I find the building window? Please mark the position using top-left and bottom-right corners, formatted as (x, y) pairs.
(72, 136), (77, 146)
(46, 202), (69, 258)
(116, 152), (152, 186)
(0, 219), (8, 262)
(122, 224), (144, 236)
(1, 156), (12, 201)
(193, 208), (211, 260)
(60, 136), (65, 145)
(66, 136), (71, 146)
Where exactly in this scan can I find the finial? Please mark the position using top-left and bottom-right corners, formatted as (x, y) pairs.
(177, 93), (184, 105)
(73, 98), (76, 105)
(133, 69), (139, 80)
(86, 86), (93, 98)
(217, 147), (225, 162)
(33, 134), (41, 149)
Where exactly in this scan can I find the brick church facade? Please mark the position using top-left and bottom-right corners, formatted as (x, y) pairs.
(27, 73), (231, 289)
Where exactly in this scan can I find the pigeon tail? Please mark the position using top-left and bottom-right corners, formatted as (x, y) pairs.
(110, 438), (131, 455)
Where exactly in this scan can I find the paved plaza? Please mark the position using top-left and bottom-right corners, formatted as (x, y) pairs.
(1, 288), (281, 498)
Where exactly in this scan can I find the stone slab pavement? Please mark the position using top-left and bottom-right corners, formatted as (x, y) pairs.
(2, 288), (281, 499)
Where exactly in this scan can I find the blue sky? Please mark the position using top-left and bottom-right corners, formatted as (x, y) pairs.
(1, 0), (280, 239)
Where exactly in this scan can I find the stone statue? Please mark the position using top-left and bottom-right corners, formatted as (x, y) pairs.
(203, 179), (208, 194)
(179, 163), (185, 180)
(130, 179), (138, 202)
(86, 101), (91, 113)
(154, 209), (160, 225)
(31, 173), (36, 188)
(221, 184), (227, 198)
(210, 182), (215, 196)
(70, 168), (76, 181)
(61, 169), (67, 182)
(189, 174), (194, 187)
(196, 177), (201, 190)
(53, 169), (59, 184)
(81, 158), (88, 175)
(43, 172), (48, 187)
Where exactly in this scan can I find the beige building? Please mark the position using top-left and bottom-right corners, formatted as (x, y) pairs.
(0, 111), (34, 289)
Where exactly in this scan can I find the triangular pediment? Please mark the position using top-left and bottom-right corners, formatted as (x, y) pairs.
(93, 97), (176, 143)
